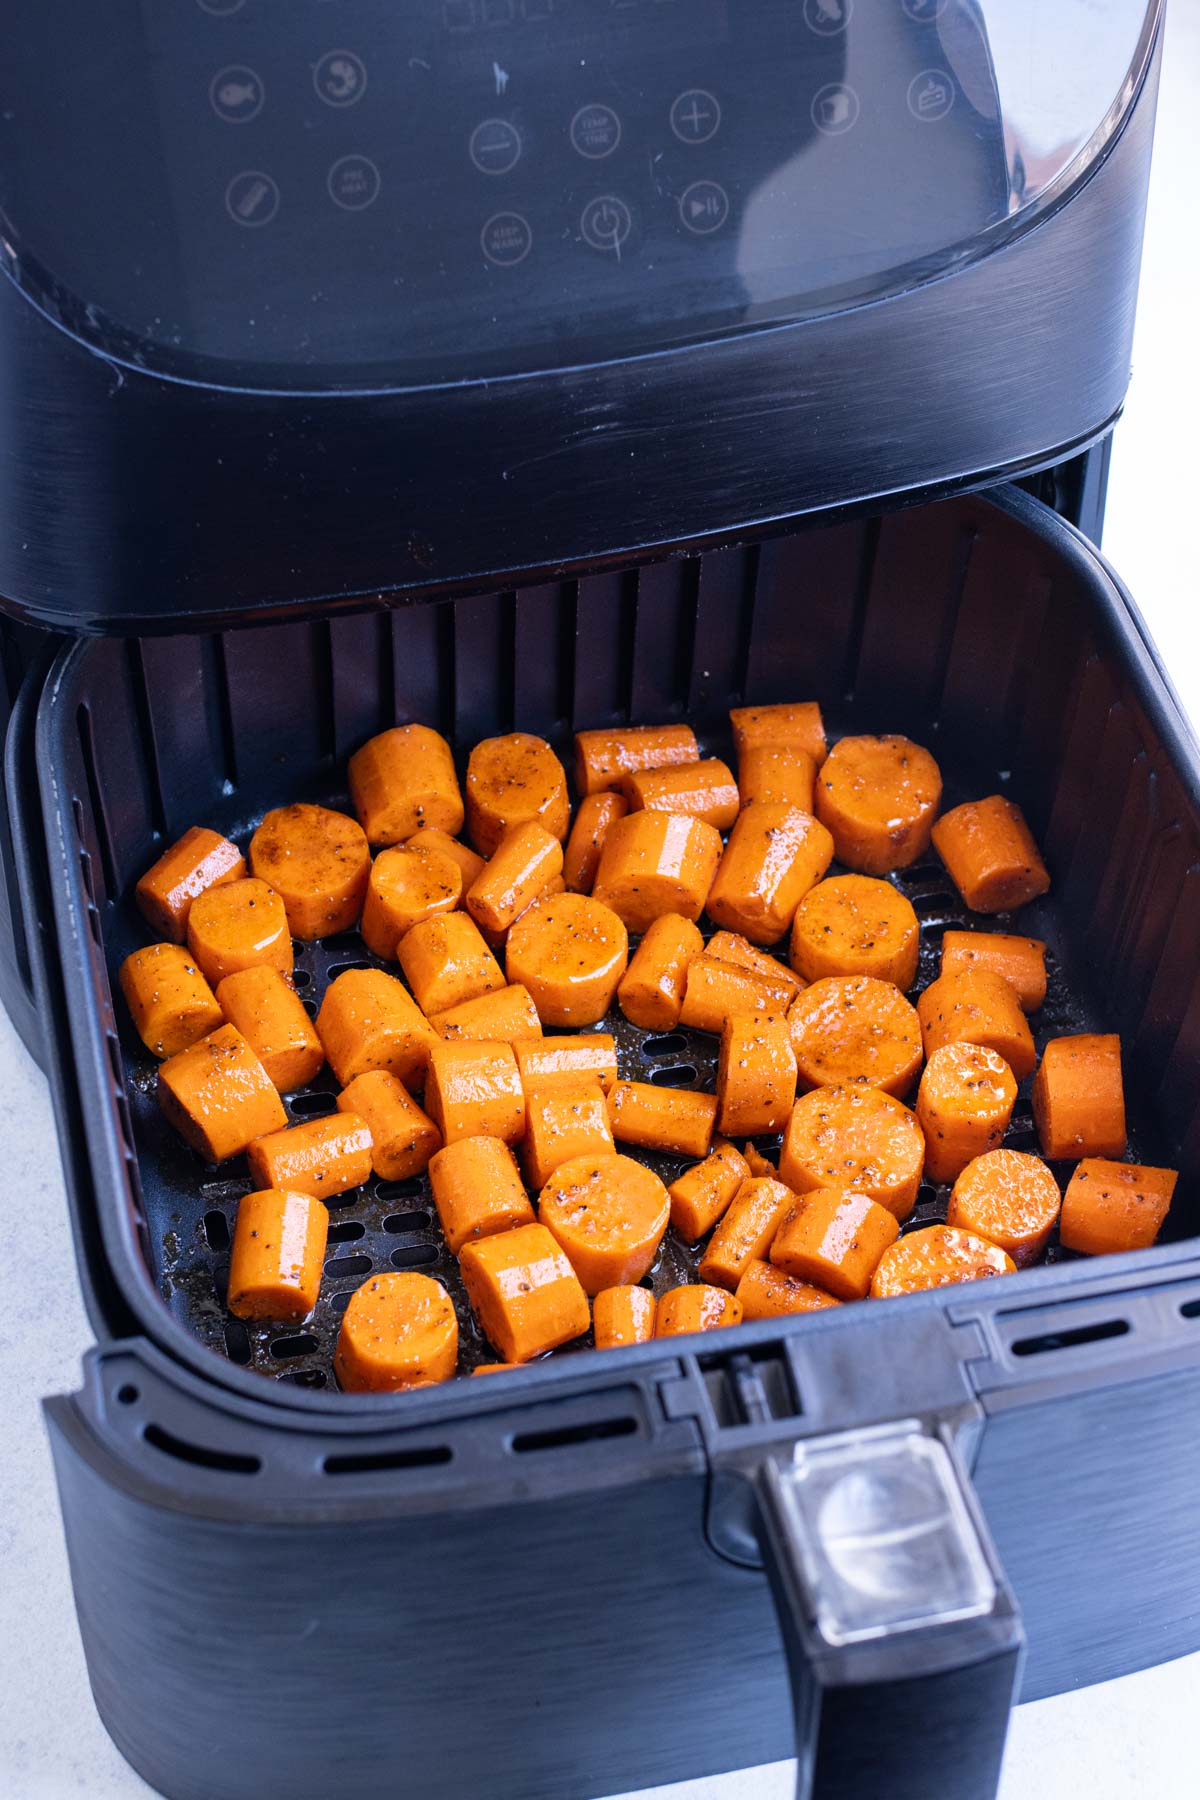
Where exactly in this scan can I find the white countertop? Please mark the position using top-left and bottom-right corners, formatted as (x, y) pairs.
(2, 9), (1198, 1798)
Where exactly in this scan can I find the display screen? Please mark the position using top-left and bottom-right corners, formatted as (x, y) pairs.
(0, 0), (1159, 386)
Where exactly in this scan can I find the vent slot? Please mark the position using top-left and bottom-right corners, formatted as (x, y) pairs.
(1010, 1318), (1129, 1357)
(290, 1091), (337, 1117)
(324, 1443), (453, 1476)
(143, 1424), (261, 1474)
(649, 1063), (698, 1089)
(511, 1417), (638, 1455)
(270, 1333), (320, 1360)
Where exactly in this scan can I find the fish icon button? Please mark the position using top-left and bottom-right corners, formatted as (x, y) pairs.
(210, 66), (265, 124)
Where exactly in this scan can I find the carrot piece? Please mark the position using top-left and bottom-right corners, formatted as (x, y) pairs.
(538, 1153), (670, 1293)
(916, 1043), (1018, 1185)
(932, 795), (1050, 914)
(947, 1148), (1060, 1266)
(505, 891), (628, 1026)
(940, 930), (1047, 1013)
(870, 1225), (1016, 1298)
(465, 821), (564, 935)
(563, 792), (628, 894)
(465, 732), (570, 856)
(214, 965), (323, 1092)
(428, 1135), (535, 1253)
(336, 1070), (441, 1181)
(349, 724), (463, 846)
(706, 931), (804, 1002)
(186, 877), (293, 986)
(120, 943), (224, 1059)
(315, 967), (437, 1088)
(574, 724), (700, 796)
(472, 872), (568, 955)
(617, 914), (704, 1030)
(655, 1285), (742, 1337)
(815, 735), (942, 875)
(730, 702), (826, 764)
(521, 1079), (615, 1189)
(917, 969), (1035, 1083)
(771, 1189), (899, 1300)
(742, 1142), (778, 1179)
(1031, 1033), (1126, 1160)
(593, 811), (722, 933)
(247, 1112), (373, 1202)
(1060, 1158), (1178, 1256)
(397, 911), (505, 1016)
(593, 1285), (658, 1348)
(227, 1189), (329, 1322)
(717, 1009), (797, 1136)
(735, 1260), (840, 1320)
(788, 975), (924, 1097)
(472, 1363), (516, 1376)
(779, 1084), (925, 1219)
(157, 1025), (286, 1162)
(515, 1034), (618, 1094)
(423, 1038), (525, 1146)
(460, 1222), (591, 1361)
(607, 1079), (716, 1159)
(621, 759), (740, 830)
(736, 746), (817, 814)
(698, 1176), (796, 1291)
(667, 1139), (752, 1242)
(248, 803), (371, 940)
(360, 845), (461, 958)
(404, 826), (488, 893)
(706, 803), (834, 946)
(334, 1272), (459, 1391)
(680, 955), (798, 1035)
(789, 875), (920, 990)
(135, 826), (245, 943)
(429, 983), (543, 1045)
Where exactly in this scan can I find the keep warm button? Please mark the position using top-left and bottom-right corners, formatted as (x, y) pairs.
(679, 180), (729, 235)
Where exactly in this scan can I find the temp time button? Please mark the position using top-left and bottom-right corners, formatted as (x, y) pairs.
(481, 211), (533, 266)
(571, 103), (621, 160)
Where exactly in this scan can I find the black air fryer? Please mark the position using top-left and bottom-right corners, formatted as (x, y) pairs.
(3, 5), (1197, 1799)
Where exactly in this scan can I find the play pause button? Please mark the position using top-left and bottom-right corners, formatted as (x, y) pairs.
(679, 179), (729, 235)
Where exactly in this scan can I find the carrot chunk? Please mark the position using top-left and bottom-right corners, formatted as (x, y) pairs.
(916, 969), (1035, 1082)
(680, 954), (798, 1035)
(788, 975), (923, 1097)
(316, 967), (437, 1088)
(248, 803), (371, 940)
(742, 1142), (779, 1179)
(465, 820), (564, 937)
(770, 1189), (899, 1300)
(1060, 1158), (1178, 1256)
(186, 877), (293, 985)
(515, 1034), (618, 1094)
(428, 1135), (535, 1253)
(735, 1260), (841, 1320)
(668, 1139), (752, 1242)
(227, 1190), (328, 1322)
(563, 792), (628, 894)
(617, 914), (704, 1030)
(120, 943), (224, 1059)
(816, 735), (942, 874)
(1031, 1034), (1126, 1160)
(505, 891), (628, 1026)
(789, 875), (920, 991)
(157, 1025), (286, 1162)
(538, 1153), (670, 1293)
(947, 1148), (1061, 1266)
(717, 1010), (797, 1136)
(459, 1223), (591, 1361)
(360, 845), (461, 957)
(594, 1285), (658, 1348)
(621, 758), (740, 830)
(706, 803), (834, 946)
(425, 1039), (525, 1146)
(655, 1285), (742, 1337)
(336, 1070), (441, 1181)
(574, 724), (699, 796)
(466, 732), (570, 856)
(780, 1084), (925, 1219)
(730, 701), (826, 764)
(247, 1112), (374, 1202)
(335, 1272), (459, 1391)
(135, 826), (245, 942)
(608, 1080), (717, 1159)
(736, 746), (817, 814)
(593, 811), (723, 933)
(349, 724), (463, 846)
(916, 1043), (1018, 1185)
(698, 1176), (795, 1291)
(215, 965), (324, 1092)
(932, 795), (1050, 914)
(706, 931), (804, 1001)
(521, 1079), (616, 1189)
(870, 1225), (1016, 1298)
(397, 911), (505, 1016)
(939, 930), (1047, 1013)
(429, 983), (543, 1045)
(404, 826), (487, 892)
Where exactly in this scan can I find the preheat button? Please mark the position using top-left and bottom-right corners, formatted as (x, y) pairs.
(571, 103), (622, 160)
(481, 211), (533, 265)
(670, 89), (721, 145)
(328, 155), (381, 211)
(580, 194), (632, 253)
(470, 118), (522, 175)
(679, 179), (729, 235)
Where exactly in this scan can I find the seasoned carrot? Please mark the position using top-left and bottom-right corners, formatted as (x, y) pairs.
(227, 1189), (329, 1322)
(1060, 1158), (1178, 1256)
(870, 1225), (1016, 1298)
(621, 759), (740, 831)
(771, 1189), (899, 1300)
(505, 891), (628, 1026)
(466, 732), (570, 856)
(730, 701), (826, 764)
(563, 792), (628, 894)
(789, 875), (920, 990)
(538, 1153), (670, 1293)
(947, 1148), (1060, 1267)
(424, 1038), (525, 1146)
(247, 1112), (373, 1202)
(248, 804), (371, 940)
(459, 1222), (590, 1362)
(779, 1085), (925, 1219)
(940, 930), (1047, 1013)
(917, 969), (1035, 1082)
(932, 795), (1050, 914)
(593, 1285), (658, 1348)
(465, 821), (564, 935)
(815, 735), (942, 874)
(655, 1286), (742, 1337)
(788, 976), (924, 1097)
(186, 877), (293, 985)
(706, 931), (804, 1003)
(742, 1142), (779, 1179)
(698, 1176), (795, 1291)
(315, 967), (437, 1088)
(593, 811), (723, 933)
(136, 826), (245, 942)
(735, 1260), (840, 1320)
(473, 871), (568, 955)
(668, 1139), (751, 1242)
(679, 954), (798, 1035)
(574, 724), (699, 796)
(1031, 1034), (1125, 1160)
(336, 1070), (441, 1181)
(717, 1010), (797, 1136)
(428, 1135), (535, 1253)
(397, 911), (505, 1016)
(472, 1363), (515, 1376)
(521, 1079), (615, 1189)
(157, 1025), (286, 1162)
(706, 802), (834, 945)
(515, 1034), (618, 1094)
(334, 1272), (459, 1391)
(120, 943), (223, 1059)
(405, 825), (487, 893)
(617, 914), (704, 1030)
(360, 845), (461, 958)
(215, 965), (324, 1092)
(916, 1043), (1018, 1185)
(608, 1080), (716, 1159)
(429, 983), (543, 1045)
(349, 724), (463, 846)
(736, 746), (817, 814)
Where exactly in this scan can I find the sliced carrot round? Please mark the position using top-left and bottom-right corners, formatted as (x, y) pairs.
(506, 891), (628, 1026)
(815, 735), (942, 874)
(779, 1084), (924, 1219)
(917, 969), (1035, 1082)
(787, 975), (923, 1097)
(870, 1225), (1015, 1298)
(538, 1152), (670, 1294)
(249, 803), (371, 940)
(946, 1148), (1060, 1266)
(466, 732), (570, 856)
(789, 874), (920, 990)
(916, 1042), (1018, 1185)
(186, 877), (293, 985)
(360, 844), (461, 958)
(654, 1285), (742, 1337)
(735, 1259), (840, 1320)
(334, 1272), (459, 1391)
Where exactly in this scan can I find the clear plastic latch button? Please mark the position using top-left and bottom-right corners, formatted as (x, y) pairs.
(775, 1421), (996, 1647)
